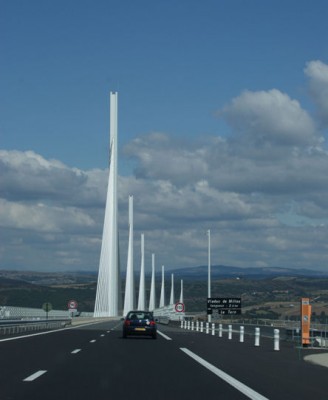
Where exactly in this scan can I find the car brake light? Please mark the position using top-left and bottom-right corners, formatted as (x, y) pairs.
(150, 320), (156, 326)
(124, 320), (131, 326)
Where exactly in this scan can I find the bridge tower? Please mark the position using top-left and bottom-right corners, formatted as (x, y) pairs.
(94, 92), (121, 317)
(137, 233), (146, 310)
(149, 254), (156, 311)
(159, 265), (165, 308)
(169, 273), (175, 305)
(123, 195), (135, 316)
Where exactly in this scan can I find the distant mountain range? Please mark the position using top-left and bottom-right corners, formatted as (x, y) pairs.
(167, 265), (328, 280)
(1, 265), (327, 285)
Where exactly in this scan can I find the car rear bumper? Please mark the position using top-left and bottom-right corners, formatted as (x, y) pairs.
(123, 326), (157, 336)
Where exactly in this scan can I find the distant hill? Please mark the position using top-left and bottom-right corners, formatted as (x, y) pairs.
(168, 265), (328, 280)
(0, 276), (33, 288)
(0, 267), (328, 313)
(1, 264), (327, 284)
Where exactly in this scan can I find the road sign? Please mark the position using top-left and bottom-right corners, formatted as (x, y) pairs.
(68, 300), (78, 310)
(217, 309), (241, 315)
(42, 302), (52, 312)
(175, 302), (185, 312)
(207, 298), (241, 315)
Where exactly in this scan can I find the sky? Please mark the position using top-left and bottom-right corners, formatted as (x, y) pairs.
(1, 0), (328, 274)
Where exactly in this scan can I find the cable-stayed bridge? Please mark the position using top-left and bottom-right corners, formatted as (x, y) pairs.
(93, 92), (186, 319)
(2, 94), (328, 399)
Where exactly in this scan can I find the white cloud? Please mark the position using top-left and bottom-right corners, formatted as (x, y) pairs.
(305, 60), (328, 127)
(0, 199), (96, 232)
(219, 89), (318, 147)
(124, 132), (209, 185)
(2, 61), (328, 272)
(0, 149), (107, 206)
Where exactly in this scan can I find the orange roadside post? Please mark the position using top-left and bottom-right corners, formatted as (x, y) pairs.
(301, 298), (312, 346)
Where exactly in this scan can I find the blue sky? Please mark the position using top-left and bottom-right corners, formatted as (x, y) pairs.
(1, 1), (328, 273)
(2, 1), (327, 170)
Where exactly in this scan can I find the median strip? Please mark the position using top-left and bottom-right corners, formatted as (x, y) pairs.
(180, 348), (269, 400)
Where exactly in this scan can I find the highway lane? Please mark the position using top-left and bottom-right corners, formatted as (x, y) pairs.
(0, 320), (327, 399)
(0, 320), (255, 400)
(162, 323), (328, 399)
(0, 321), (118, 399)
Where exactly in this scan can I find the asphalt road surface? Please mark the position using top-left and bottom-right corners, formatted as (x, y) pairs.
(1, 320), (328, 400)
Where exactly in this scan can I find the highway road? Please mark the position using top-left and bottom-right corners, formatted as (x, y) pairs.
(1, 320), (328, 399)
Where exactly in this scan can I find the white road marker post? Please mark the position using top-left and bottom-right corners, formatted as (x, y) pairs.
(212, 323), (215, 335)
(181, 320), (183, 329)
(206, 322), (209, 334)
(196, 320), (199, 332)
(240, 326), (244, 343)
(200, 321), (204, 333)
(228, 325), (232, 340)
(218, 323), (223, 337)
(191, 321), (194, 331)
(255, 327), (260, 347)
(274, 329), (280, 351)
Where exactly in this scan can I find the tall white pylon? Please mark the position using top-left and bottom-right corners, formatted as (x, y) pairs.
(169, 273), (174, 305)
(179, 279), (184, 303)
(123, 195), (135, 316)
(137, 233), (146, 310)
(94, 91), (121, 317)
(159, 265), (165, 308)
(149, 254), (156, 311)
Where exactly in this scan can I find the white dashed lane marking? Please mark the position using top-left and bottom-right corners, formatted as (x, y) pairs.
(23, 370), (47, 382)
(157, 330), (172, 341)
(71, 349), (81, 354)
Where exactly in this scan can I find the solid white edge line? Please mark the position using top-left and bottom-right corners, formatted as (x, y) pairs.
(23, 370), (47, 382)
(157, 330), (172, 341)
(180, 348), (269, 400)
(71, 349), (81, 354)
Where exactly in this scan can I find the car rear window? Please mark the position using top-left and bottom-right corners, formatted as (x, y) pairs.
(127, 312), (153, 320)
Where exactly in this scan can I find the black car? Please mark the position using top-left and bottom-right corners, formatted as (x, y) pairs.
(122, 310), (157, 339)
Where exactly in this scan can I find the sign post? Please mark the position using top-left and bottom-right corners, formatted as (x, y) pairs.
(68, 300), (78, 317)
(42, 302), (52, 320)
(207, 230), (211, 323)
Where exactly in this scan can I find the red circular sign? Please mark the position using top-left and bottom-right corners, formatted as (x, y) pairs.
(68, 300), (78, 309)
(175, 302), (185, 312)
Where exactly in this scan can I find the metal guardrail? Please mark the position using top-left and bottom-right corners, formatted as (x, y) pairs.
(0, 319), (71, 336)
(0, 306), (94, 320)
(0, 305), (96, 337)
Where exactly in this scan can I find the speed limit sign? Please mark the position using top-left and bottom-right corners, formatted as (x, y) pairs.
(175, 302), (185, 312)
(68, 300), (78, 310)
